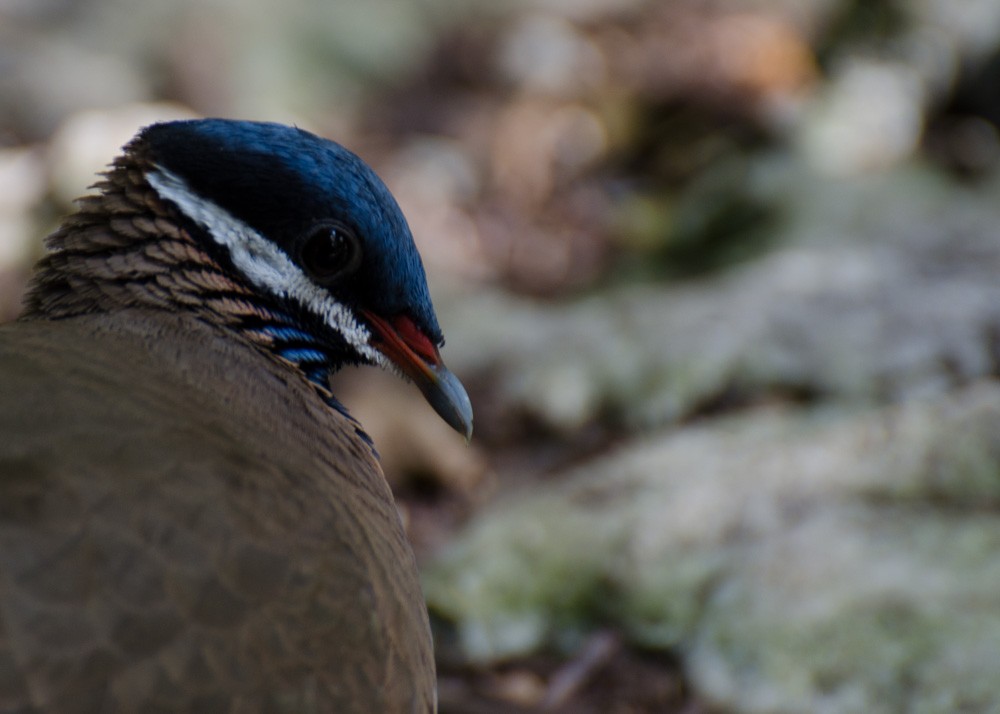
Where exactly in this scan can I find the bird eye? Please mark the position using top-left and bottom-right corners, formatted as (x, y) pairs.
(300, 223), (362, 282)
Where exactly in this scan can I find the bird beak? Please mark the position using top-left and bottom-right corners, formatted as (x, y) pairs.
(362, 311), (473, 441)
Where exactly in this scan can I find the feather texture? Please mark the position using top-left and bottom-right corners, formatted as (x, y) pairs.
(0, 120), (464, 712)
(0, 313), (436, 713)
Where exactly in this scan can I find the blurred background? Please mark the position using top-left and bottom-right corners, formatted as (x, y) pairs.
(4, 0), (1000, 711)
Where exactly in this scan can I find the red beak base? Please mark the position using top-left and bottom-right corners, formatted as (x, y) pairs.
(362, 311), (473, 441)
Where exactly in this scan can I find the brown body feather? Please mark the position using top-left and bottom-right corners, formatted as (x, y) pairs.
(0, 311), (435, 713)
(0, 127), (442, 712)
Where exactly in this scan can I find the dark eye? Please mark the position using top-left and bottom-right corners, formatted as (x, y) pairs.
(300, 223), (362, 282)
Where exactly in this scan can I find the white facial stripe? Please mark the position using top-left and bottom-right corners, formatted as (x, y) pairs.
(146, 166), (385, 365)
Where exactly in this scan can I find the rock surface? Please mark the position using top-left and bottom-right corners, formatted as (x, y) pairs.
(442, 163), (1000, 433)
(425, 383), (1000, 712)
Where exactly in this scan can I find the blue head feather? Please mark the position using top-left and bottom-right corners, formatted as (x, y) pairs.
(132, 119), (472, 441)
(140, 118), (442, 343)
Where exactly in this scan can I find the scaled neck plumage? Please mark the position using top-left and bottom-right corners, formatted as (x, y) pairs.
(21, 151), (372, 443)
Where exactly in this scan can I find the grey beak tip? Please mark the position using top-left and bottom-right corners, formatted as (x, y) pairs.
(424, 364), (473, 440)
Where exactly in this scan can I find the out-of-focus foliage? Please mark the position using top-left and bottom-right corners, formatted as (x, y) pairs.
(427, 385), (1000, 712)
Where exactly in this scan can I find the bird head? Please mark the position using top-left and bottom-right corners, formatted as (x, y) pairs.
(134, 119), (472, 439)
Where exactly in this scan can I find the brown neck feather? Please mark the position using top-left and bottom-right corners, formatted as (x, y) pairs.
(21, 155), (251, 324)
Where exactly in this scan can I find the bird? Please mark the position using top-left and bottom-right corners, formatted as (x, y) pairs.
(0, 118), (473, 713)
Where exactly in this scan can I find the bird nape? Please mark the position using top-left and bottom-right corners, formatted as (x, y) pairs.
(0, 119), (471, 713)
